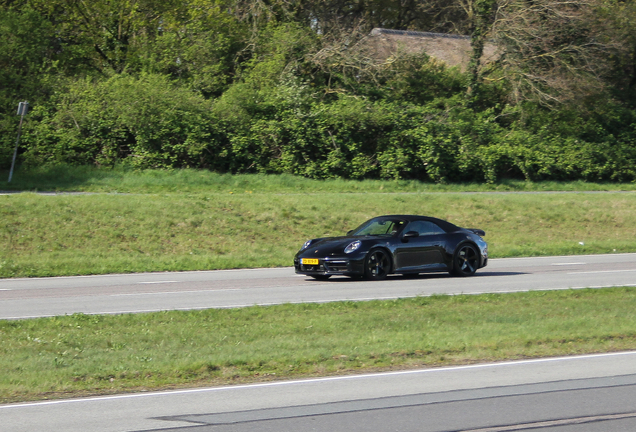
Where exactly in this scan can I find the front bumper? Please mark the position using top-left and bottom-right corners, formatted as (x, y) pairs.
(294, 256), (365, 277)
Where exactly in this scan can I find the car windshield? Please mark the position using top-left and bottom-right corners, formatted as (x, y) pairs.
(349, 219), (406, 236)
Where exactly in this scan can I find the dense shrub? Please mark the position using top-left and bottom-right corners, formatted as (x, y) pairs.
(21, 74), (229, 169)
(19, 71), (636, 182)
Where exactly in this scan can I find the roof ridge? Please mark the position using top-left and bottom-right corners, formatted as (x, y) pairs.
(371, 28), (470, 41)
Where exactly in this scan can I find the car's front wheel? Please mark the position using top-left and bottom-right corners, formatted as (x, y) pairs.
(364, 249), (391, 280)
(451, 244), (479, 277)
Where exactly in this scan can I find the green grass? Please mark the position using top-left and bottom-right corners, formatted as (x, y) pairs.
(2, 166), (636, 404)
(2, 164), (636, 194)
(1, 188), (636, 277)
(2, 288), (636, 403)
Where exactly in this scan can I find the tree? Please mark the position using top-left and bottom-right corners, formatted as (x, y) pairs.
(489, 0), (619, 105)
(132, 1), (247, 97)
(599, 0), (636, 105)
(18, 0), (186, 73)
(0, 7), (57, 167)
(459, 0), (497, 103)
(0, 8), (56, 114)
(390, 0), (620, 105)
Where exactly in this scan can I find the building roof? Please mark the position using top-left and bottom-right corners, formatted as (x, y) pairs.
(364, 28), (499, 71)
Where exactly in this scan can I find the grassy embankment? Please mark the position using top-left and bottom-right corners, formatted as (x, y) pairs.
(1, 166), (636, 278)
(1, 166), (636, 403)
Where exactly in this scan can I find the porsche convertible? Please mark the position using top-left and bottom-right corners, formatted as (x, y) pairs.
(294, 215), (487, 280)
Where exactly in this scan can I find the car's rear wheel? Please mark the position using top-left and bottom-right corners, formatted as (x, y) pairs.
(364, 249), (391, 280)
(451, 244), (479, 277)
(311, 275), (331, 281)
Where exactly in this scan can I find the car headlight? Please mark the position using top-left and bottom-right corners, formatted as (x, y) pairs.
(344, 240), (362, 254)
(302, 239), (313, 250)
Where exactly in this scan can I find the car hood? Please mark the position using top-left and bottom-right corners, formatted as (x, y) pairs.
(298, 236), (369, 256)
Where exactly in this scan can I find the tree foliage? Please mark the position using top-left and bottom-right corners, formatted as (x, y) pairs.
(1, 0), (636, 182)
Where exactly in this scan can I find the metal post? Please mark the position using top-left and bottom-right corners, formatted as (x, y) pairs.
(9, 101), (28, 183)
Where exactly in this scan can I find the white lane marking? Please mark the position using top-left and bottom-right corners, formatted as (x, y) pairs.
(0, 267), (296, 283)
(7, 285), (636, 320)
(111, 289), (241, 297)
(0, 289), (11, 291)
(551, 262), (585, 266)
(2, 351), (635, 409)
(488, 252), (636, 262)
(137, 281), (179, 284)
(568, 269), (636, 275)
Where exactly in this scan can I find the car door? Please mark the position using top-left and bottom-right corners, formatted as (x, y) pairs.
(393, 220), (446, 271)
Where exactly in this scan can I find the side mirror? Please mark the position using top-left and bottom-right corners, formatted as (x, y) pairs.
(403, 231), (419, 239)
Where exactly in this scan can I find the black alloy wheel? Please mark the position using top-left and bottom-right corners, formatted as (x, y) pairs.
(311, 275), (331, 281)
(364, 249), (391, 280)
(452, 244), (479, 277)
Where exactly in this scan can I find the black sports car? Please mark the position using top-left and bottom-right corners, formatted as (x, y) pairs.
(294, 215), (487, 280)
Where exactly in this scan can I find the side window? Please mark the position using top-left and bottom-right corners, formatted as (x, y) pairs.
(355, 220), (406, 236)
(406, 221), (445, 236)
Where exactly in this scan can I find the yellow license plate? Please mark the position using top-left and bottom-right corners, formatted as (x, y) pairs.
(302, 258), (319, 265)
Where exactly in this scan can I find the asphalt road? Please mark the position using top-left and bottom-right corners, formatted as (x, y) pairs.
(2, 351), (636, 432)
(1, 253), (636, 320)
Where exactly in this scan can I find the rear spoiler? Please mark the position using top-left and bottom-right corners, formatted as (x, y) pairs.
(466, 228), (486, 237)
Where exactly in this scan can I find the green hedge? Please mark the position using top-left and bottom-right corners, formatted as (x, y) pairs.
(16, 73), (636, 183)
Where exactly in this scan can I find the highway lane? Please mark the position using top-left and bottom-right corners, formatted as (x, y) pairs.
(2, 351), (636, 432)
(1, 253), (636, 319)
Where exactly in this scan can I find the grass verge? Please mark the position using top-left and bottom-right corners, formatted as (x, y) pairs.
(2, 287), (636, 403)
(1, 189), (636, 277)
(2, 165), (636, 194)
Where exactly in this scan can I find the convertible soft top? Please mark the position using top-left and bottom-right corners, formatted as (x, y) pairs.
(373, 215), (462, 233)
